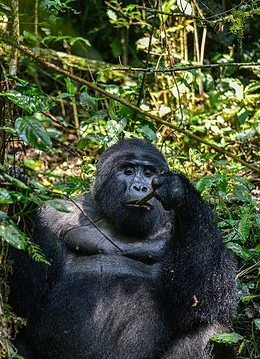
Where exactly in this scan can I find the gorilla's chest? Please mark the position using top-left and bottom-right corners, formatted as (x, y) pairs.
(62, 221), (170, 280)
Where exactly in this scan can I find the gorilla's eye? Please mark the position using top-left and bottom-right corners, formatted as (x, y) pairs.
(124, 167), (134, 176)
(144, 170), (153, 177)
(143, 168), (156, 177)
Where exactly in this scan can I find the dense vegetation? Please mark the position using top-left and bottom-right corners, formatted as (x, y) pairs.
(0, 1), (259, 358)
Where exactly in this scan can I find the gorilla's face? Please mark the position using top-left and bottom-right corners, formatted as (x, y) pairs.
(117, 159), (157, 210)
(92, 140), (169, 237)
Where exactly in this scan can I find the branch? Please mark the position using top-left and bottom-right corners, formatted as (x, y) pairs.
(110, 62), (260, 73)
(0, 32), (259, 174)
(135, 3), (259, 24)
(135, 5), (216, 25)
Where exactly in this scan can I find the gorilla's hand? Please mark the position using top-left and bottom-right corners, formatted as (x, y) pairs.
(152, 173), (193, 211)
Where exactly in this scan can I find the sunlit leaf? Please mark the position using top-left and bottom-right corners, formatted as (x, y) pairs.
(227, 242), (252, 261)
(48, 200), (71, 212)
(0, 188), (12, 203)
(254, 318), (260, 330)
(107, 9), (117, 21)
(15, 117), (52, 150)
(0, 222), (26, 250)
(107, 118), (127, 137)
(242, 295), (260, 304)
(210, 332), (244, 344)
(0, 86), (54, 114)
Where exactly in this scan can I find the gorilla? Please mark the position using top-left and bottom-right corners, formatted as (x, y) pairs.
(9, 139), (237, 359)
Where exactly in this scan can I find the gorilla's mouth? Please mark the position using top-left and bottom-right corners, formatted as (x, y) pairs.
(125, 201), (152, 211)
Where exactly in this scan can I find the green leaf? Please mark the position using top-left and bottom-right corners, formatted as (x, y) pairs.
(237, 108), (248, 124)
(107, 118), (127, 137)
(137, 125), (157, 141)
(2, 173), (29, 189)
(253, 244), (260, 254)
(210, 332), (244, 344)
(29, 181), (49, 193)
(48, 200), (71, 212)
(15, 116), (52, 150)
(233, 184), (250, 202)
(195, 176), (215, 192)
(107, 9), (117, 21)
(64, 78), (76, 96)
(0, 188), (12, 203)
(0, 222), (26, 250)
(254, 318), (260, 330)
(237, 214), (251, 243)
(79, 91), (96, 109)
(245, 82), (260, 95)
(227, 242), (252, 261)
(0, 86), (54, 114)
(242, 295), (260, 304)
(14, 354), (27, 359)
(112, 37), (122, 58)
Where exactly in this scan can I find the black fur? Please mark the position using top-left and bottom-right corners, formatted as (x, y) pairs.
(9, 139), (237, 359)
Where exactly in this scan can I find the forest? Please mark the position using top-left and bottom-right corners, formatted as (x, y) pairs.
(0, 0), (259, 358)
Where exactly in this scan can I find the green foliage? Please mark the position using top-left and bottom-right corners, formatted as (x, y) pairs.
(229, 6), (260, 45)
(0, 166), (50, 263)
(0, 82), (54, 150)
(196, 170), (259, 357)
(40, 0), (77, 23)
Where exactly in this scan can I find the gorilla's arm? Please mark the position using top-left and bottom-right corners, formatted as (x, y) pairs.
(8, 197), (87, 319)
(162, 324), (236, 359)
(153, 173), (237, 358)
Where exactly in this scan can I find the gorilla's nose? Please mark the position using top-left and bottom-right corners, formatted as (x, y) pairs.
(132, 184), (148, 192)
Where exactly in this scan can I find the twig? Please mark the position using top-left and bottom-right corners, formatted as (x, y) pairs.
(236, 261), (260, 279)
(59, 193), (124, 253)
(136, 6), (214, 24)
(135, 191), (155, 205)
(0, 32), (259, 174)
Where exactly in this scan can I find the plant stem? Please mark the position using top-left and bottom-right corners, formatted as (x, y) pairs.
(9, 0), (20, 76)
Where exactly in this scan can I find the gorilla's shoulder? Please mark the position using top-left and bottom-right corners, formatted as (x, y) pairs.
(33, 193), (99, 235)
